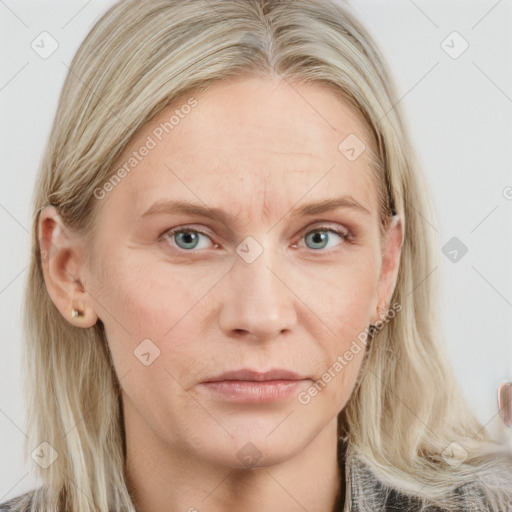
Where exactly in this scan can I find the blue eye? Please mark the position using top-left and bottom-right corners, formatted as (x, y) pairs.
(303, 227), (349, 250)
(162, 225), (350, 252)
(164, 228), (213, 250)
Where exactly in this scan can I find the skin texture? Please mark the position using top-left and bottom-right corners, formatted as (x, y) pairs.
(39, 75), (403, 512)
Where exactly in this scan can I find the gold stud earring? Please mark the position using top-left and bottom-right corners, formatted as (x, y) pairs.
(71, 307), (84, 318)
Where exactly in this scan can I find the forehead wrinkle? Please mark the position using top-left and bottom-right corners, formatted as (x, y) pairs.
(261, 172), (274, 225)
(256, 164), (328, 227)
(257, 172), (288, 227)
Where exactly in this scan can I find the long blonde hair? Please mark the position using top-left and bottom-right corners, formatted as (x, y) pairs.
(14, 0), (512, 511)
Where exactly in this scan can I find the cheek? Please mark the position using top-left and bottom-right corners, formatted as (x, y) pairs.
(305, 276), (374, 412)
(301, 251), (380, 335)
(321, 283), (374, 376)
(92, 258), (204, 422)
(91, 252), (205, 372)
(299, 253), (378, 406)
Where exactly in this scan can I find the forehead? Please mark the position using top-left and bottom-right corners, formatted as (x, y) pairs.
(101, 75), (379, 222)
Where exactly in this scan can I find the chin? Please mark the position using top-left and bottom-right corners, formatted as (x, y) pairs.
(206, 441), (299, 470)
(194, 422), (312, 470)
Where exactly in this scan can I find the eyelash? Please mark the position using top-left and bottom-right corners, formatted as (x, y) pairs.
(160, 224), (353, 253)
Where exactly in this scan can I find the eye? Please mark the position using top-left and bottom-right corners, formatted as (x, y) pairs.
(298, 225), (351, 251)
(161, 224), (352, 253)
(162, 227), (215, 251)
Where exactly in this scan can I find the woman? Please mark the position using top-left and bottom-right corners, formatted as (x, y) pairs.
(1, 0), (511, 511)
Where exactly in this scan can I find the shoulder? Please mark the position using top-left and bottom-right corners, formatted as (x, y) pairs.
(0, 488), (38, 512)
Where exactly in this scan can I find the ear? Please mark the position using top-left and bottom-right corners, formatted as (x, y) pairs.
(371, 213), (403, 324)
(38, 205), (98, 327)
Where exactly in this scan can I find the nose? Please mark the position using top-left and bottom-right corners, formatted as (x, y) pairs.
(218, 244), (297, 342)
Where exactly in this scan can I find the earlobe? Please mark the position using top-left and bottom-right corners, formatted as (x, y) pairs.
(38, 205), (98, 328)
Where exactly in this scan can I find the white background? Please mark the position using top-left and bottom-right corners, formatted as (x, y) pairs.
(1, 0), (511, 500)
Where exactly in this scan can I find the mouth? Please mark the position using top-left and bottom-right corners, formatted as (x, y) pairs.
(199, 368), (311, 403)
(202, 368), (307, 383)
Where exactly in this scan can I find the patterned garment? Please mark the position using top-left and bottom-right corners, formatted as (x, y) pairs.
(343, 453), (491, 512)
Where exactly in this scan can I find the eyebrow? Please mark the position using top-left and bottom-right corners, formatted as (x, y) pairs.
(141, 196), (371, 225)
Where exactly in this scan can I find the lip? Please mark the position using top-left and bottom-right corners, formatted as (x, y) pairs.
(199, 368), (310, 403)
(201, 368), (307, 383)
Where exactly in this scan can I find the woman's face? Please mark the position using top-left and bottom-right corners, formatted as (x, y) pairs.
(43, 75), (402, 469)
